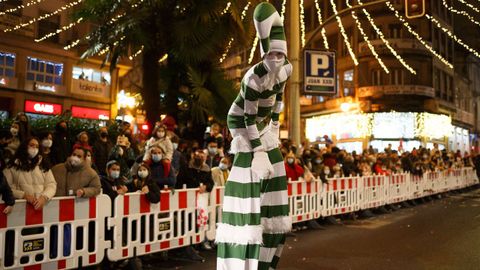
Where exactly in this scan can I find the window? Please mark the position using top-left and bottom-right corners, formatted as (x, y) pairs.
(37, 12), (60, 43)
(389, 24), (402, 38)
(26, 57), (63, 85)
(390, 69), (404, 85)
(72, 67), (111, 84)
(371, 26), (382, 40)
(371, 70), (382, 86)
(0, 52), (15, 77)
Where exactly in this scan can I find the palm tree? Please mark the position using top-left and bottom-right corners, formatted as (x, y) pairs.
(74, 0), (256, 125)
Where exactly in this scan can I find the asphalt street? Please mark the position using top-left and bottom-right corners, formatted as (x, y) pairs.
(146, 187), (480, 270)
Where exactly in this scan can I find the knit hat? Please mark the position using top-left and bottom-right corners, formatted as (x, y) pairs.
(253, 2), (287, 57)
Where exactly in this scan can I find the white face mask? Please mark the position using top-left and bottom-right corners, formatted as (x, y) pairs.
(70, 156), (82, 167)
(287, 158), (295, 164)
(28, 147), (38, 158)
(208, 147), (217, 155)
(152, 154), (162, 162)
(10, 128), (18, 136)
(138, 170), (149, 179)
(219, 163), (228, 171)
(42, 139), (53, 148)
(86, 156), (92, 162)
(172, 143), (178, 150)
(110, 170), (120, 179)
(263, 54), (285, 72)
(157, 132), (165, 138)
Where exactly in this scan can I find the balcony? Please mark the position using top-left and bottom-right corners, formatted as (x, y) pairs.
(358, 39), (431, 57)
(358, 85), (435, 98)
(0, 14), (35, 38)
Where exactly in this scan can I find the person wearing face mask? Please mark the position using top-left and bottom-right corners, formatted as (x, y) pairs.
(284, 152), (304, 181)
(144, 125), (173, 177)
(93, 127), (113, 176)
(4, 122), (22, 157)
(51, 120), (71, 165)
(109, 134), (136, 183)
(217, 3), (293, 268)
(51, 147), (101, 197)
(3, 137), (56, 209)
(100, 160), (128, 201)
(203, 123), (224, 149)
(311, 154), (324, 178)
(176, 149), (214, 192)
(146, 145), (176, 188)
(211, 157), (231, 186)
(73, 131), (93, 153)
(204, 140), (223, 169)
(129, 163), (160, 203)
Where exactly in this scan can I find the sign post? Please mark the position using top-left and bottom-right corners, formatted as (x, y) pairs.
(303, 50), (337, 95)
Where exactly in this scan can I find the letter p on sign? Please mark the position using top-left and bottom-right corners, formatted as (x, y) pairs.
(310, 54), (329, 76)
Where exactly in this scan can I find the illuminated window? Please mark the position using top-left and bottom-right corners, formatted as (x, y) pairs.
(72, 67), (111, 84)
(0, 52), (15, 77)
(26, 57), (63, 85)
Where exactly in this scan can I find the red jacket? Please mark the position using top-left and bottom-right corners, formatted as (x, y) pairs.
(285, 162), (304, 181)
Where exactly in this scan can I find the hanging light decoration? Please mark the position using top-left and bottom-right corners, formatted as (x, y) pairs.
(442, 0), (480, 27)
(329, 0), (358, 65)
(314, 0), (329, 49)
(0, 0), (44, 16)
(35, 18), (84, 42)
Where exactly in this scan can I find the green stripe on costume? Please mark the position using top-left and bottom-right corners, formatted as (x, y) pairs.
(261, 176), (287, 193)
(271, 26), (286, 40)
(221, 211), (261, 226)
(232, 152), (252, 168)
(261, 205), (289, 218)
(217, 243), (260, 259)
(253, 2), (277, 22)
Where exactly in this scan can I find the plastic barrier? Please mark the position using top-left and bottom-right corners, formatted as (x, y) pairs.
(0, 195), (111, 270)
(361, 175), (387, 209)
(323, 177), (360, 216)
(1, 168), (478, 270)
(288, 180), (322, 223)
(106, 189), (206, 262)
(387, 173), (410, 204)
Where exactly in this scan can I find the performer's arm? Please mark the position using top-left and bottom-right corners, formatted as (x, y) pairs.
(243, 80), (264, 152)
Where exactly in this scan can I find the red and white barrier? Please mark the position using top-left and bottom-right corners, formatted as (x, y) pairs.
(361, 175), (387, 209)
(106, 189), (205, 262)
(206, 186), (224, 241)
(323, 177), (360, 216)
(0, 195), (111, 270)
(387, 173), (410, 204)
(288, 180), (322, 223)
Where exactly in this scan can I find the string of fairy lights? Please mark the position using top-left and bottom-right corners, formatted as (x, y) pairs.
(385, 1), (453, 69)
(442, 0), (480, 27)
(3, 0), (84, 33)
(219, 2), (251, 63)
(0, 0), (44, 16)
(329, 0), (358, 65)
(457, 0), (480, 14)
(346, 0), (389, 74)
(35, 17), (83, 42)
(300, 0), (306, 47)
(314, 0), (329, 49)
(426, 14), (480, 59)
(357, 0), (416, 74)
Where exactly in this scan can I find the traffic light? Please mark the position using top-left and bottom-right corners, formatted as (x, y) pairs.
(405, 0), (425, 19)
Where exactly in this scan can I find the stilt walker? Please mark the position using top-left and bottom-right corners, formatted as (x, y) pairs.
(216, 2), (292, 269)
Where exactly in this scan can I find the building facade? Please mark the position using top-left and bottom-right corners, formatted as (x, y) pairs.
(300, 0), (477, 153)
(0, 0), (130, 121)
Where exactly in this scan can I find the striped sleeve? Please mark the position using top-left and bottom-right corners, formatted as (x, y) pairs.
(271, 93), (283, 123)
(243, 79), (264, 152)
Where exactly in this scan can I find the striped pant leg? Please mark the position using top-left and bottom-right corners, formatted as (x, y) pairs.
(258, 147), (291, 269)
(216, 152), (263, 270)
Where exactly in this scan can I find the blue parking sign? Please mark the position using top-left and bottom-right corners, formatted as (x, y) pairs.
(304, 50), (336, 95)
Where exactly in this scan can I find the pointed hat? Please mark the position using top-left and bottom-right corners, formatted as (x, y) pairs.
(253, 2), (287, 58)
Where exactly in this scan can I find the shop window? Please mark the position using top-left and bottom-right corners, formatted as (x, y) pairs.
(37, 12), (60, 43)
(0, 52), (15, 77)
(72, 66), (111, 84)
(26, 57), (63, 85)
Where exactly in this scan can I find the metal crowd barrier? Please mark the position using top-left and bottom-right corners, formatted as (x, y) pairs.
(0, 167), (478, 269)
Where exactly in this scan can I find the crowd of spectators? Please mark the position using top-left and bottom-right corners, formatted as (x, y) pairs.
(1, 112), (479, 265)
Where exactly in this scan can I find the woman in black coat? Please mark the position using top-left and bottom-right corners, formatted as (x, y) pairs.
(129, 163), (160, 204)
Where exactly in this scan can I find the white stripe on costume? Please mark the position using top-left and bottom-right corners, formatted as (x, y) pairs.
(260, 190), (288, 206)
(222, 196), (261, 214)
(215, 223), (263, 245)
(217, 258), (259, 270)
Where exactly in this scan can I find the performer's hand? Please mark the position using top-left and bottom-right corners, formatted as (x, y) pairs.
(251, 151), (273, 180)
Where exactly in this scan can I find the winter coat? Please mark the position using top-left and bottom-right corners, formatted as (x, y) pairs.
(175, 161), (214, 192)
(128, 178), (161, 204)
(285, 162), (304, 181)
(0, 172), (15, 206)
(3, 160), (57, 200)
(211, 167), (229, 186)
(100, 176), (126, 201)
(145, 137), (173, 160)
(149, 160), (176, 188)
(108, 145), (135, 182)
(51, 126), (71, 165)
(93, 139), (113, 175)
(51, 161), (101, 197)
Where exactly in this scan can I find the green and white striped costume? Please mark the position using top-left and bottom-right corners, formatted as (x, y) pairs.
(216, 3), (292, 269)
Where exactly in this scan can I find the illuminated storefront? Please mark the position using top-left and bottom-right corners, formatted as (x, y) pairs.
(305, 112), (459, 152)
(24, 100), (63, 119)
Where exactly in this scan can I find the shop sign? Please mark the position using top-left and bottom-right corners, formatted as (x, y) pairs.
(303, 50), (336, 95)
(71, 79), (109, 98)
(24, 100), (62, 115)
(35, 83), (56, 92)
(72, 106), (110, 120)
